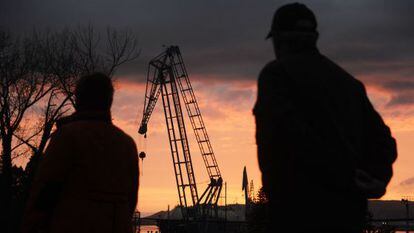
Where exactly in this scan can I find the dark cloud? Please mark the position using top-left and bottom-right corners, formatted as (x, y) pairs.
(400, 177), (414, 186)
(2, 0), (414, 107)
(383, 81), (414, 92)
(387, 92), (414, 107)
(373, 81), (414, 107)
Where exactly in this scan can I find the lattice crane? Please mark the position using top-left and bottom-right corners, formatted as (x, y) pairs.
(138, 46), (223, 219)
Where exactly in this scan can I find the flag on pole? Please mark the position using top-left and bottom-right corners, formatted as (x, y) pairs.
(242, 166), (248, 191)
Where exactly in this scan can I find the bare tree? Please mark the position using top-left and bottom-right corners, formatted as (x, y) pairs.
(20, 26), (140, 169)
(0, 29), (55, 233)
(72, 25), (140, 77)
(0, 26), (140, 233)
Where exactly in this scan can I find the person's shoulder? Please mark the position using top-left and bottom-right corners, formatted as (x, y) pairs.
(259, 60), (286, 84)
(54, 120), (87, 136)
(55, 115), (86, 134)
(111, 125), (137, 146)
(111, 126), (139, 160)
(52, 119), (77, 138)
(260, 60), (284, 75)
(321, 55), (366, 90)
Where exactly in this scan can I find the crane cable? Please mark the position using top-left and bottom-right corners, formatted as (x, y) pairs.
(134, 104), (147, 176)
(138, 134), (147, 176)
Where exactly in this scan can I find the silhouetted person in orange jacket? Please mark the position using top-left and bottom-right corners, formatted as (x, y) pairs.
(253, 3), (397, 233)
(22, 73), (139, 233)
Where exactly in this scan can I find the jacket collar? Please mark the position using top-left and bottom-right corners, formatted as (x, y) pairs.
(56, 110), (112, 128)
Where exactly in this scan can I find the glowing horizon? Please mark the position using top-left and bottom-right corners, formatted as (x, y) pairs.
(111, 76), (414, 215)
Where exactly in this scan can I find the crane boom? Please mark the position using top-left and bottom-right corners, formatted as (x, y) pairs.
(138, 46), (223, 219)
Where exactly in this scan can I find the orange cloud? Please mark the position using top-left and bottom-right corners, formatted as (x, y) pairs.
(13, 73), (413, 215)
(111, 78), (260, 214)
(111, 74), (414, 214)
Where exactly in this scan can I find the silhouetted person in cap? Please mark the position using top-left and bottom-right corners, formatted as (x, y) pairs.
(253, 3), (397, 233)
(22, 73), (139, 233)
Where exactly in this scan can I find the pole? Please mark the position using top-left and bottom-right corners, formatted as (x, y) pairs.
(225, 182), (227, 233)
(167, 205), (170, 233)
(225, 182), (227, 221)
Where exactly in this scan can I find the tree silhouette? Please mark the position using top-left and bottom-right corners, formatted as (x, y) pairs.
(0, 26), (139, 233)
(246, 187), (269, 233)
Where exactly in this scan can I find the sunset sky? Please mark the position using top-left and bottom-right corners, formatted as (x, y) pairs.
(2, 0), (414, 216)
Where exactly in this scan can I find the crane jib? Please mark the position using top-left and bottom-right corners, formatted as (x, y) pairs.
(137, 46), (223, 220)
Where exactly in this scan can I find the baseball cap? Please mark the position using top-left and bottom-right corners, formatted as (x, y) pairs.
(266, 3), (317, 39)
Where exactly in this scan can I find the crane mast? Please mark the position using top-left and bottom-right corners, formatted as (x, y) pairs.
(139, 46), (223, 219)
